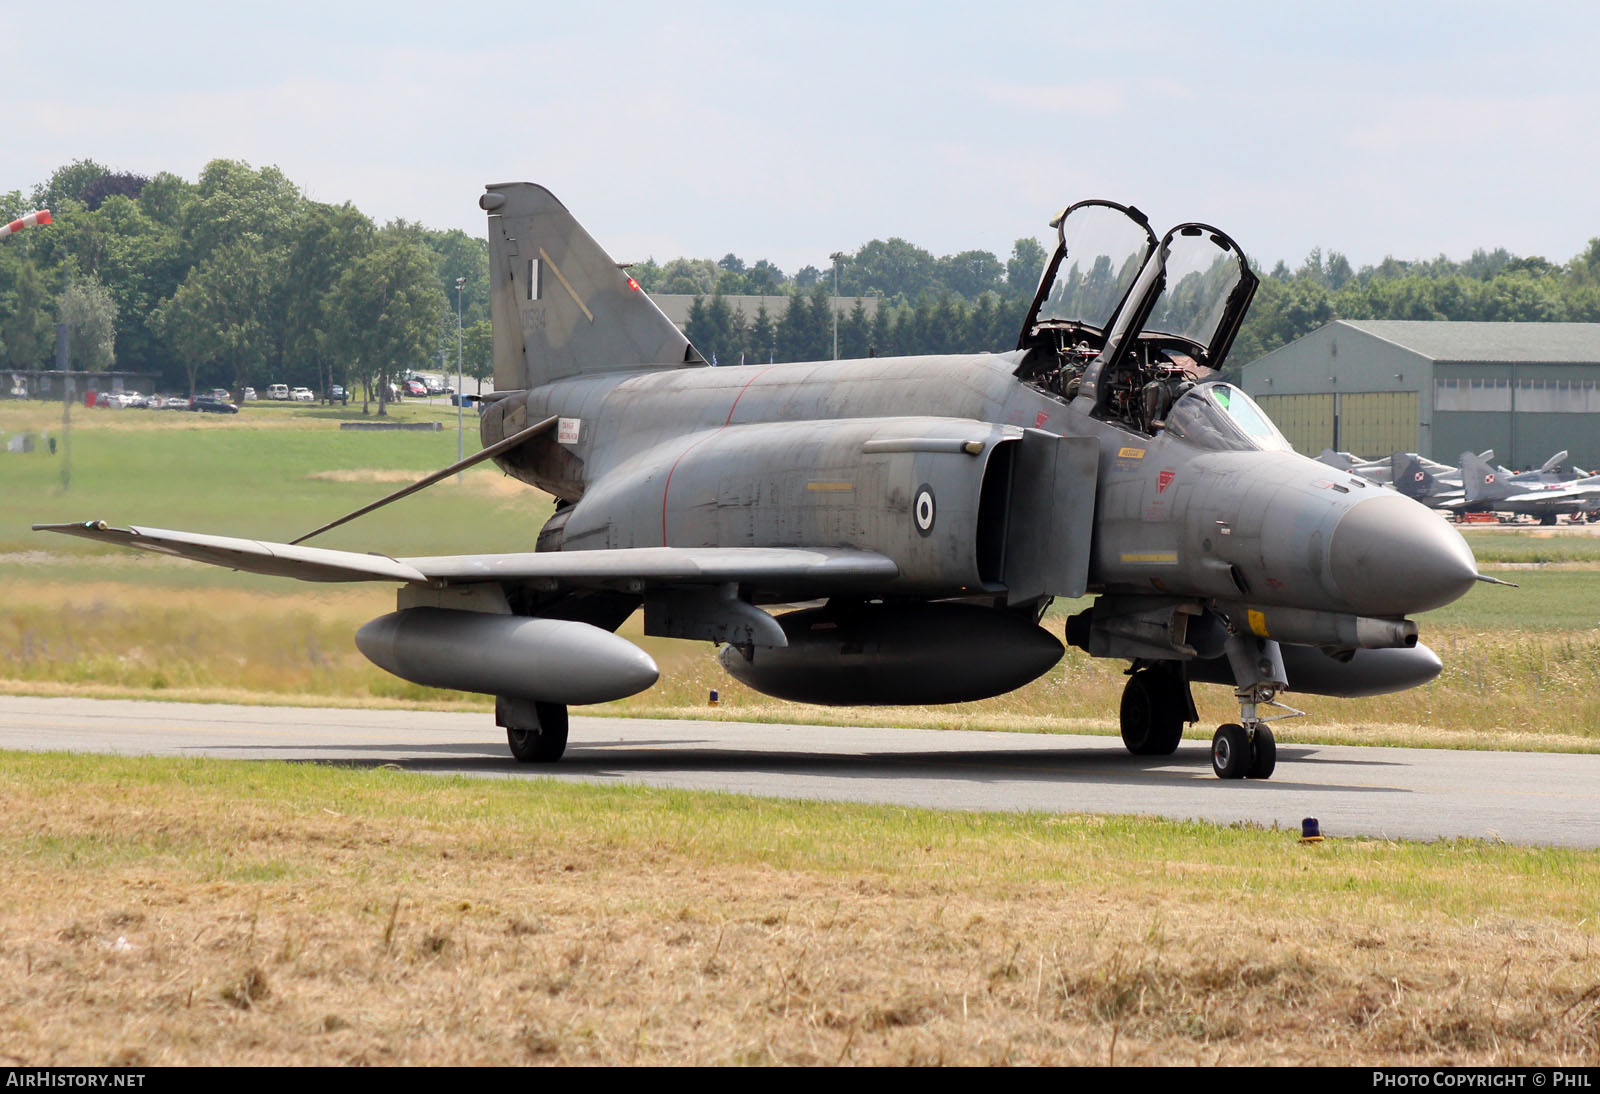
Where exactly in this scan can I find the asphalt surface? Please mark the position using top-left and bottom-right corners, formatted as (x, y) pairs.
(2, 695), (1597, 848)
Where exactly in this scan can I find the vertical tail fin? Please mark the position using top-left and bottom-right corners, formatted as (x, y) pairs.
(480, 183), (705, 392)
(1540, 450), (1570, 473)
(1391, 453), (1435, 499)
(1460, 451), (1510, 504)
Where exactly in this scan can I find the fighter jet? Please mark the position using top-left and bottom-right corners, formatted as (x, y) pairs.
(1317, 450), (1393, 486)
(1458, 451), (1600, 524)
(36, 186), (1497, 780)
(1391, 453), (1468, 509)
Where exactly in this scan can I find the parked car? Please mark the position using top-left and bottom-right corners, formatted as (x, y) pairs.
(403, 379), (427, 398)
(241, 387), (257, 401)
(329, 384), (346, 402)
(267, 383), (289, 400)
(189, 395), (239, 414)
(290, 387), (314, 402)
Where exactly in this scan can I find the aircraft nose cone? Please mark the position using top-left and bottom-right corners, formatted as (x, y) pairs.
(1328, 494), (1478, 615)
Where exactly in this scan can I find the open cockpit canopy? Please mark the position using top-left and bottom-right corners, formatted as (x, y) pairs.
(1029, 200), (1157, 335)
(1017, 201), (1260, 437)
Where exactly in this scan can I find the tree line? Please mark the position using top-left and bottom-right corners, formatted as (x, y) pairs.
(0, 159), (490, 412)
(646, 232), (1600, 373)
(4, 158), (1600, 396)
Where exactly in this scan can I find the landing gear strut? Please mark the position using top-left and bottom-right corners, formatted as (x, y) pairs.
(1209, 634), (1299, 780)
(1119, 663), (1193, 756)
(499, 696), (569, 763)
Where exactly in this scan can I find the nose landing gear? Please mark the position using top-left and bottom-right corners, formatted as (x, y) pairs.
(1211, 720), (1278, 779)
(1210, 634), (1300, 780)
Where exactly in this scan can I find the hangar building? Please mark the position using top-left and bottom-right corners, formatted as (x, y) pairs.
(1240, 320), (1600, 469)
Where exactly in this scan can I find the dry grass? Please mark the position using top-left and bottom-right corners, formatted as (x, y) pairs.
(1, 753), (1597, 1066)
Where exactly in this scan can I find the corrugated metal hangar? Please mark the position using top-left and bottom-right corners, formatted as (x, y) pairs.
(1240, 320), (1600, 468)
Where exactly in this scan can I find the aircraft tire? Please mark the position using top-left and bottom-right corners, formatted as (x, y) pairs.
(506, 702), (569, 763)
(1211, 723), (1250, 779)
(1247, 724), (1276, 780)
(1119, 669), (1185, 756)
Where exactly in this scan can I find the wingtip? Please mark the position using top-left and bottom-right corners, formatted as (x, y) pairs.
(32, 520), (109, 533)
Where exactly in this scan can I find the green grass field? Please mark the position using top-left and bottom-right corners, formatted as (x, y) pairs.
(2, 400), (551, 563)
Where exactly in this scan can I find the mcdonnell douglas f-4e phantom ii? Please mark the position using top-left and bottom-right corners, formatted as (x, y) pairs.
(37, 185), (1501, 779)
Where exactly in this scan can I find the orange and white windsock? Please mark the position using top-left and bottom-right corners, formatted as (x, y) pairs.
(0, 209), (51, 240)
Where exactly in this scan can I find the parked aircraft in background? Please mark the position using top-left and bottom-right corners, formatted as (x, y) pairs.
(1458, 451), (1600, 524)
(38, 185), (1499, 780)
(1317, 449), (1393, 485)
(1391, 453), (1468, 510)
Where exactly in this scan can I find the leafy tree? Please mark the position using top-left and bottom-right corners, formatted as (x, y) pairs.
(745, 259), (785, 296)
(659, 257), (716, 295)
(461, 318), (494, 392)
(33, 159), (111, 210)
(155, 242), (281, 397)
(937, 249), (1004, 300)
(1007, 237), (1049, 296)
(0, 257), (54, 370)
(180, 159), (302, 266)
(839, 238), (931, 297)
(279, 201), (376, 398)
(80, 172), (148, 211)
(95, 194), (186, 380)
(57, 277), (117, 373)
(137, 172), (190, 227)
(323, 236), (445, 415)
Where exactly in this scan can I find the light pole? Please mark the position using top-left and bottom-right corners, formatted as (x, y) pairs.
(829, 252), (845, 360)
(455, 276), (466, 480)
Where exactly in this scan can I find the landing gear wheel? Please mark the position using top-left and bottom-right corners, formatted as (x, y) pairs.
(1247, 724), (1276, 780)
(1211, 723), (1251, 780)
(1120, 669), (1185, 756)
(505, 702), (569, 763)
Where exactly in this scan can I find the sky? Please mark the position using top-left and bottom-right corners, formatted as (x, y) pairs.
(5, 0), (1600, 276)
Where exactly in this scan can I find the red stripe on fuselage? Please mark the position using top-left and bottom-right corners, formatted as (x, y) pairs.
(661, 365), (780, 545)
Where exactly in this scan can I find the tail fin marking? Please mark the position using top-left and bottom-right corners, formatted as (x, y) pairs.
(482, 182), (705, 392)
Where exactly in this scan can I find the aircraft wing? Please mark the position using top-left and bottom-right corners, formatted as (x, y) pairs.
(33, 521), (899, 588)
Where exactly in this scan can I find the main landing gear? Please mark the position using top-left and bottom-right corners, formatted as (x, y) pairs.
(1119, 663), (1191, 756)
(498, 696), (569, 763)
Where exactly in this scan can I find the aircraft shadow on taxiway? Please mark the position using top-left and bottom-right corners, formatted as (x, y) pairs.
(211, 738), (1402, 794)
